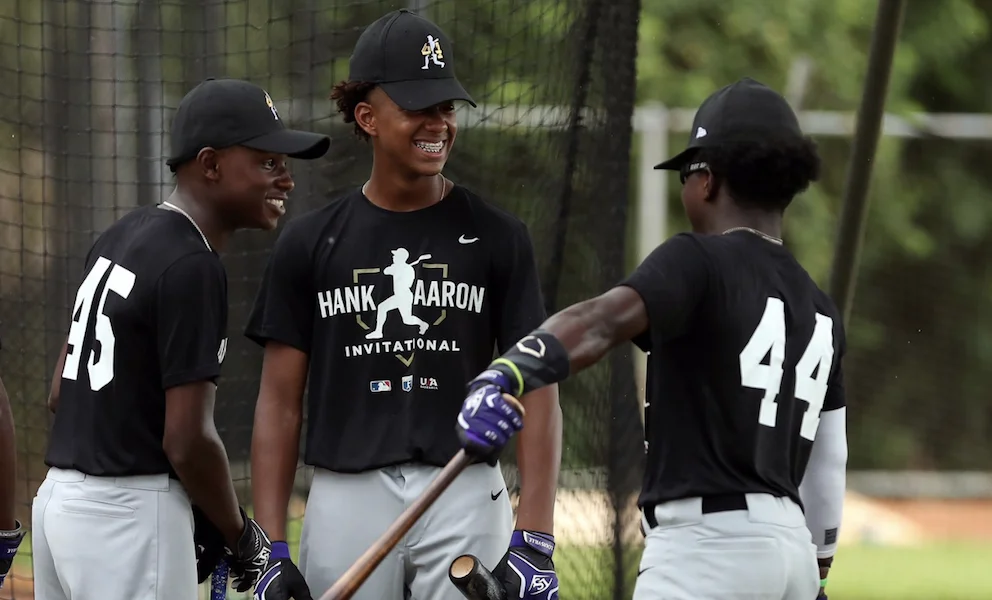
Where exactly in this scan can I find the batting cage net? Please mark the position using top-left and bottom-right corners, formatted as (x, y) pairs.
(0, 0), (642, 598)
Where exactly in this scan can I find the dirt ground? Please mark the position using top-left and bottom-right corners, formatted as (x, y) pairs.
(871, 498), (992, 542)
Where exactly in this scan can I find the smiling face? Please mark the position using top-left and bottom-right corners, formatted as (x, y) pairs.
(354, 87), (457, 178)
(211, 146), (296, 231)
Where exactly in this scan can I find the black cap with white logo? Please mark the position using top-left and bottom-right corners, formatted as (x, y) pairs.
(166, 78), (330, 171)
(348, 9), (475, 111)
(654, 78), (803, 171)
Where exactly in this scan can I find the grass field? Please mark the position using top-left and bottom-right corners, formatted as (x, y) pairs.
(8, 535), (992, 599)
(7, 492), (992, 599)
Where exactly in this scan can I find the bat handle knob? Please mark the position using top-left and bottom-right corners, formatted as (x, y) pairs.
(448, 554), (506, 600)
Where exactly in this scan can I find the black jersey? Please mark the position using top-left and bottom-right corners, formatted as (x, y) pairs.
(620, 230), (846, 509)
(245, 185), (546, 472)
(45, 204), (229, 477)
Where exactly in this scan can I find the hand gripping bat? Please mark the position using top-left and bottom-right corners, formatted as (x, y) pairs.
(449, 554), (506, 600)
(317, 394), (526, 600)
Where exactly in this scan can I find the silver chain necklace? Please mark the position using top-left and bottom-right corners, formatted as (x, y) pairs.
(160, 201), (212, 252)
(362, 175), (446, 205)
(722, 226), (783, 246)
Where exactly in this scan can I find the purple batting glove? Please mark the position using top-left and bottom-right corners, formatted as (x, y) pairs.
(457, 370), (524, 463)
(0, 521), (25, 590)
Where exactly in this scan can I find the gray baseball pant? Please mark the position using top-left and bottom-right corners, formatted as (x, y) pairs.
(31, 467), (198, 600)
(298, 461), (513, 600)
(634, 493), (819, 600)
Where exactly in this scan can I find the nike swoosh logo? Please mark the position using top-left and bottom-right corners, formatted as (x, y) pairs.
(491, 489), (503, 501)
(458, 235), (479, 244)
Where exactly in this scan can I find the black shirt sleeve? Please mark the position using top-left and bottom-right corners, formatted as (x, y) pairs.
(492, 219), (547, 355)
(156, 252), (228, 389)
(244, 222), (314, 352)
(823, 326), (847, 411)
(617, 233), (711, 352)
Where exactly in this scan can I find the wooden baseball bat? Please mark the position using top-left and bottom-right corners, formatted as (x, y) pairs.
(449, 554), (506, 600)
(210, 560), (229, 600)
(318, 394), (525, 600)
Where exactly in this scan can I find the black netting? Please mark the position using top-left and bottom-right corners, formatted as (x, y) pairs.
(0, 0), (642, 598)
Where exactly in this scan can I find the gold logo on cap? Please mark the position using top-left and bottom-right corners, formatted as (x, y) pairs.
(421, 35), (445, 70)
(263, 91), (280, 120)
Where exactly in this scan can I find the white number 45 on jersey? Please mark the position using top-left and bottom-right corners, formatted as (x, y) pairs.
(739, 297), (834, 442)
(63, 257), (136, 391)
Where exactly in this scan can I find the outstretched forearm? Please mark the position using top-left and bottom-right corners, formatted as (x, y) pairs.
(488, 287), (648, 398)
(514, 385), (561, 535)
(0, 375), (15, 530)
(541, 297), (635, 374)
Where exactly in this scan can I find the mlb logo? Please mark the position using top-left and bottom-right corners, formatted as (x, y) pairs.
(420, 377), (438, 390)
(402, 375), (413, 392)
(370, 380), (392, 393)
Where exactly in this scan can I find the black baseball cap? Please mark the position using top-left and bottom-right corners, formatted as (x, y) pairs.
(653, 78), (803, 171)
(348, 9), (475, 111)
(166, 78), (330, 171)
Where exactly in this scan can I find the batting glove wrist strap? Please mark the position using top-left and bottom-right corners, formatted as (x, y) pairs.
(0, 522), (23, 588)
(495, 537), (559, 599)
(467, 368), (514, 395)
(0, 521), (22, 540)
(488, 330), (570, 397)
(511, 530), (555, 559)
(270, 541), (291, 560)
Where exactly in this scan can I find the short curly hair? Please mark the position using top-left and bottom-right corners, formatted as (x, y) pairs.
(330, 80), (378, 141)
(695, 136), (821, 211)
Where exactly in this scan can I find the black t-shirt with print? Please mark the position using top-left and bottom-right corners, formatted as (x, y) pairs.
(245, 185), (546, 472)
(45, 204), (229, 477)
(620, 231), (846, 509)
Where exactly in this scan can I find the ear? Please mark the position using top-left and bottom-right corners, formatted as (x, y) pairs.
(703, 171), (719, 203)
(354, 101), (377, 138)
(195, 148), (221, 182)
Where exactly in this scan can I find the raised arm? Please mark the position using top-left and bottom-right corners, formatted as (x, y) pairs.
(458, 234), (710, 454)
(534, 286), (649, 374)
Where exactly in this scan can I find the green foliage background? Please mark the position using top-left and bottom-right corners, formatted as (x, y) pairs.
(1, 1), (992, 598)
(636, 0), (992, 471)
(1, 0), (991, 480)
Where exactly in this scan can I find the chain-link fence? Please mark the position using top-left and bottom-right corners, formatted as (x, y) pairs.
(0, 0), (643, 597)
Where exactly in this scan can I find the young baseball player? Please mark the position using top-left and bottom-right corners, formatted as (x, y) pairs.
(246, 9), (562, 600)
(458, 78), (847, 600)
(0, 359), (23, 591)
(32, 78), (330, 600)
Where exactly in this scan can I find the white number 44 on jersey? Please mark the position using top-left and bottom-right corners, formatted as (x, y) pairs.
(739, 297), (834, 442)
